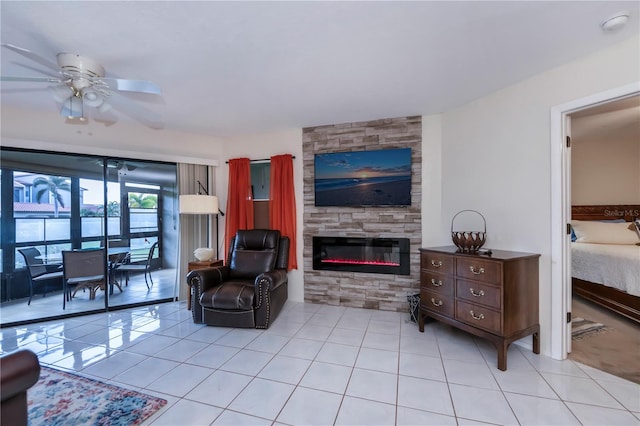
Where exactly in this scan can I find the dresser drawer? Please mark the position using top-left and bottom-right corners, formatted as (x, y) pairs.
(420, 289), (454, 318)
(420, 271), (454, 297)
(455, 300), (501, 334)
(456, 258), (500, 284)
(456, 279), (501, 310)
(421, 252), (454, 274)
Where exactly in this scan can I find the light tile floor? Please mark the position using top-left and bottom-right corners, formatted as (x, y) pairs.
(1, 300), (639, 425)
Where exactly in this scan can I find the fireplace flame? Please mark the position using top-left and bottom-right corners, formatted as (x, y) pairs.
(321, 258), (400, 267)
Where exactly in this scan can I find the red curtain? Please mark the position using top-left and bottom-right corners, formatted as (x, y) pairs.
(269, 154), (297, 270)
(225, 158), (254, 253)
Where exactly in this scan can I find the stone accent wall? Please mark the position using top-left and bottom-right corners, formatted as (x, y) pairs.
(302, 116), (422, 311)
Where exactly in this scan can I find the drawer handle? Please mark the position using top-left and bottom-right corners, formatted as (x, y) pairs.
(469, 310), (485, 320)
(469, 288), (485, 297)
(430, 278), (443, 287)
(469, 266), (485, 275)
(431, 260), (443, 268)
(430, 298), (443, 307)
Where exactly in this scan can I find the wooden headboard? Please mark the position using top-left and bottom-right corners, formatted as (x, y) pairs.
(571, 205), (640, 222)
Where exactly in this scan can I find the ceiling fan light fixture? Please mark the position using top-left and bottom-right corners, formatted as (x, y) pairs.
(98, 102), (112, 113)
(81, 87), (104, 107)
(61, 94), (84, 119)
(48, 84), (73, 102)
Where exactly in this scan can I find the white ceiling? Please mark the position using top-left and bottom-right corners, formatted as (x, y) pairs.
(571, 95), (640, 142)
(1, 1), (639, 138)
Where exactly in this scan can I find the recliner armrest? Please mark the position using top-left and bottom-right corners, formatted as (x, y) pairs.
(187, 266), (230, 324)
(253, 269), (288, 308)
(0, 349), (40, 402)
(187, 266), (230, 293)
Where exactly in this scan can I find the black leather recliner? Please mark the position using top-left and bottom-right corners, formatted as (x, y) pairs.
(187, 229), (289, 329)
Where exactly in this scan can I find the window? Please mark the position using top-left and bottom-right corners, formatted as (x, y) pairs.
(251, 162), (270, 228)
(251, 162), (270, 200)
(80, 178), (121, 239)
(13, 172), (72, 268)
(127, 190), (159, 233)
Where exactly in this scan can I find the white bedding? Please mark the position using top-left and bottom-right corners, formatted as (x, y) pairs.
(571, 243), (640, 297)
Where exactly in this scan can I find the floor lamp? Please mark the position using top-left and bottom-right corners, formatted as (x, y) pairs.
(179, 193), (220, 260)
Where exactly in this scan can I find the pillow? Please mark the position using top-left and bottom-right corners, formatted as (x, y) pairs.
(565, 217), (624, 242)
(632, 220), (640, 239)
(572, 220), (640, 245)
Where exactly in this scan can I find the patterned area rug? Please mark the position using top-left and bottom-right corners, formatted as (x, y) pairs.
(28, 366), (167, 426)
(572, 317), (609, 340)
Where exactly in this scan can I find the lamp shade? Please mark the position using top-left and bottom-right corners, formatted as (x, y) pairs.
(61, 95), (83, 118)
(179, 194), (219, 214)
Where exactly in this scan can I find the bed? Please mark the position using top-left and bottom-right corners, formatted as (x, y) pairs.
(571, 205), (640, 324)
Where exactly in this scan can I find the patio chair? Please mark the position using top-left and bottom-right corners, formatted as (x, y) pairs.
(107, 251), (127, 294)
(117, 242), (158, 289)
(62, 249), (106, 309)
(101, 239), (129, 291)
(17, 248), (63, 305)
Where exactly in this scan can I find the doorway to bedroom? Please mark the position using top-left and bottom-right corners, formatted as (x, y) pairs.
(566, 94), (640, 383)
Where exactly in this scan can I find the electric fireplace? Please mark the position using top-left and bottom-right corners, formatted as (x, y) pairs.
(313, 236), (410, 275)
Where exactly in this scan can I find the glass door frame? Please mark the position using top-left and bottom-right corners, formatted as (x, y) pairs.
(1, 148), (179, 328)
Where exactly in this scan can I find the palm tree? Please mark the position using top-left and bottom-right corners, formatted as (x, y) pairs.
(105, 201), (121, 216)
(128, 193), (157, 209)
(33, 176), (71, 218)
(83, 201), (120, 217)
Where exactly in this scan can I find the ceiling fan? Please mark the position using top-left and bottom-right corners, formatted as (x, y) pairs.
(1, 44), (163, 129)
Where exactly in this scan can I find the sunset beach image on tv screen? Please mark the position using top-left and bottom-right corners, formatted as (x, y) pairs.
(314, 148), (411, 207)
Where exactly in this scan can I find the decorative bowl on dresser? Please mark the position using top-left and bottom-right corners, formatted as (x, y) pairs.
(419, 246), (540, 371)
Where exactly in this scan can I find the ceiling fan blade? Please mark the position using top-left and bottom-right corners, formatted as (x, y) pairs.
(1, 44), (60, 73)
(1, 76), (63, 83)
(108, 91), (164, 129)
(48, 84), (74, 102)
(77, 102), (117, 127)
(14, 62), (62, 79)
(92, 114), (118, 127)
(101, 78), (161, 95)
(2, 87), (52, 94)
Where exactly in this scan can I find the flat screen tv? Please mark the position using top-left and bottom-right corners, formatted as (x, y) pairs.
(314, 148), (412, 207)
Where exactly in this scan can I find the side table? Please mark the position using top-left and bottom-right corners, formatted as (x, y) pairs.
(187, 259), (223, 310)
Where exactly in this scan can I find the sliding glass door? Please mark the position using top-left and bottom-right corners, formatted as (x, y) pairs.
(106, 160), (178, 309)
(0, 149), (179, 327)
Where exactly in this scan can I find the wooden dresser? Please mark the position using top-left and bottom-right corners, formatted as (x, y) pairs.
(419, 246), (540, 371)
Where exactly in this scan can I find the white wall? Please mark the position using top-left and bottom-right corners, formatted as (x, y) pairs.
(571, 132), (640, 204)
(421, 114), (447, 246)
(219, 129), (305, 302)
(439, 35), (640, 355)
